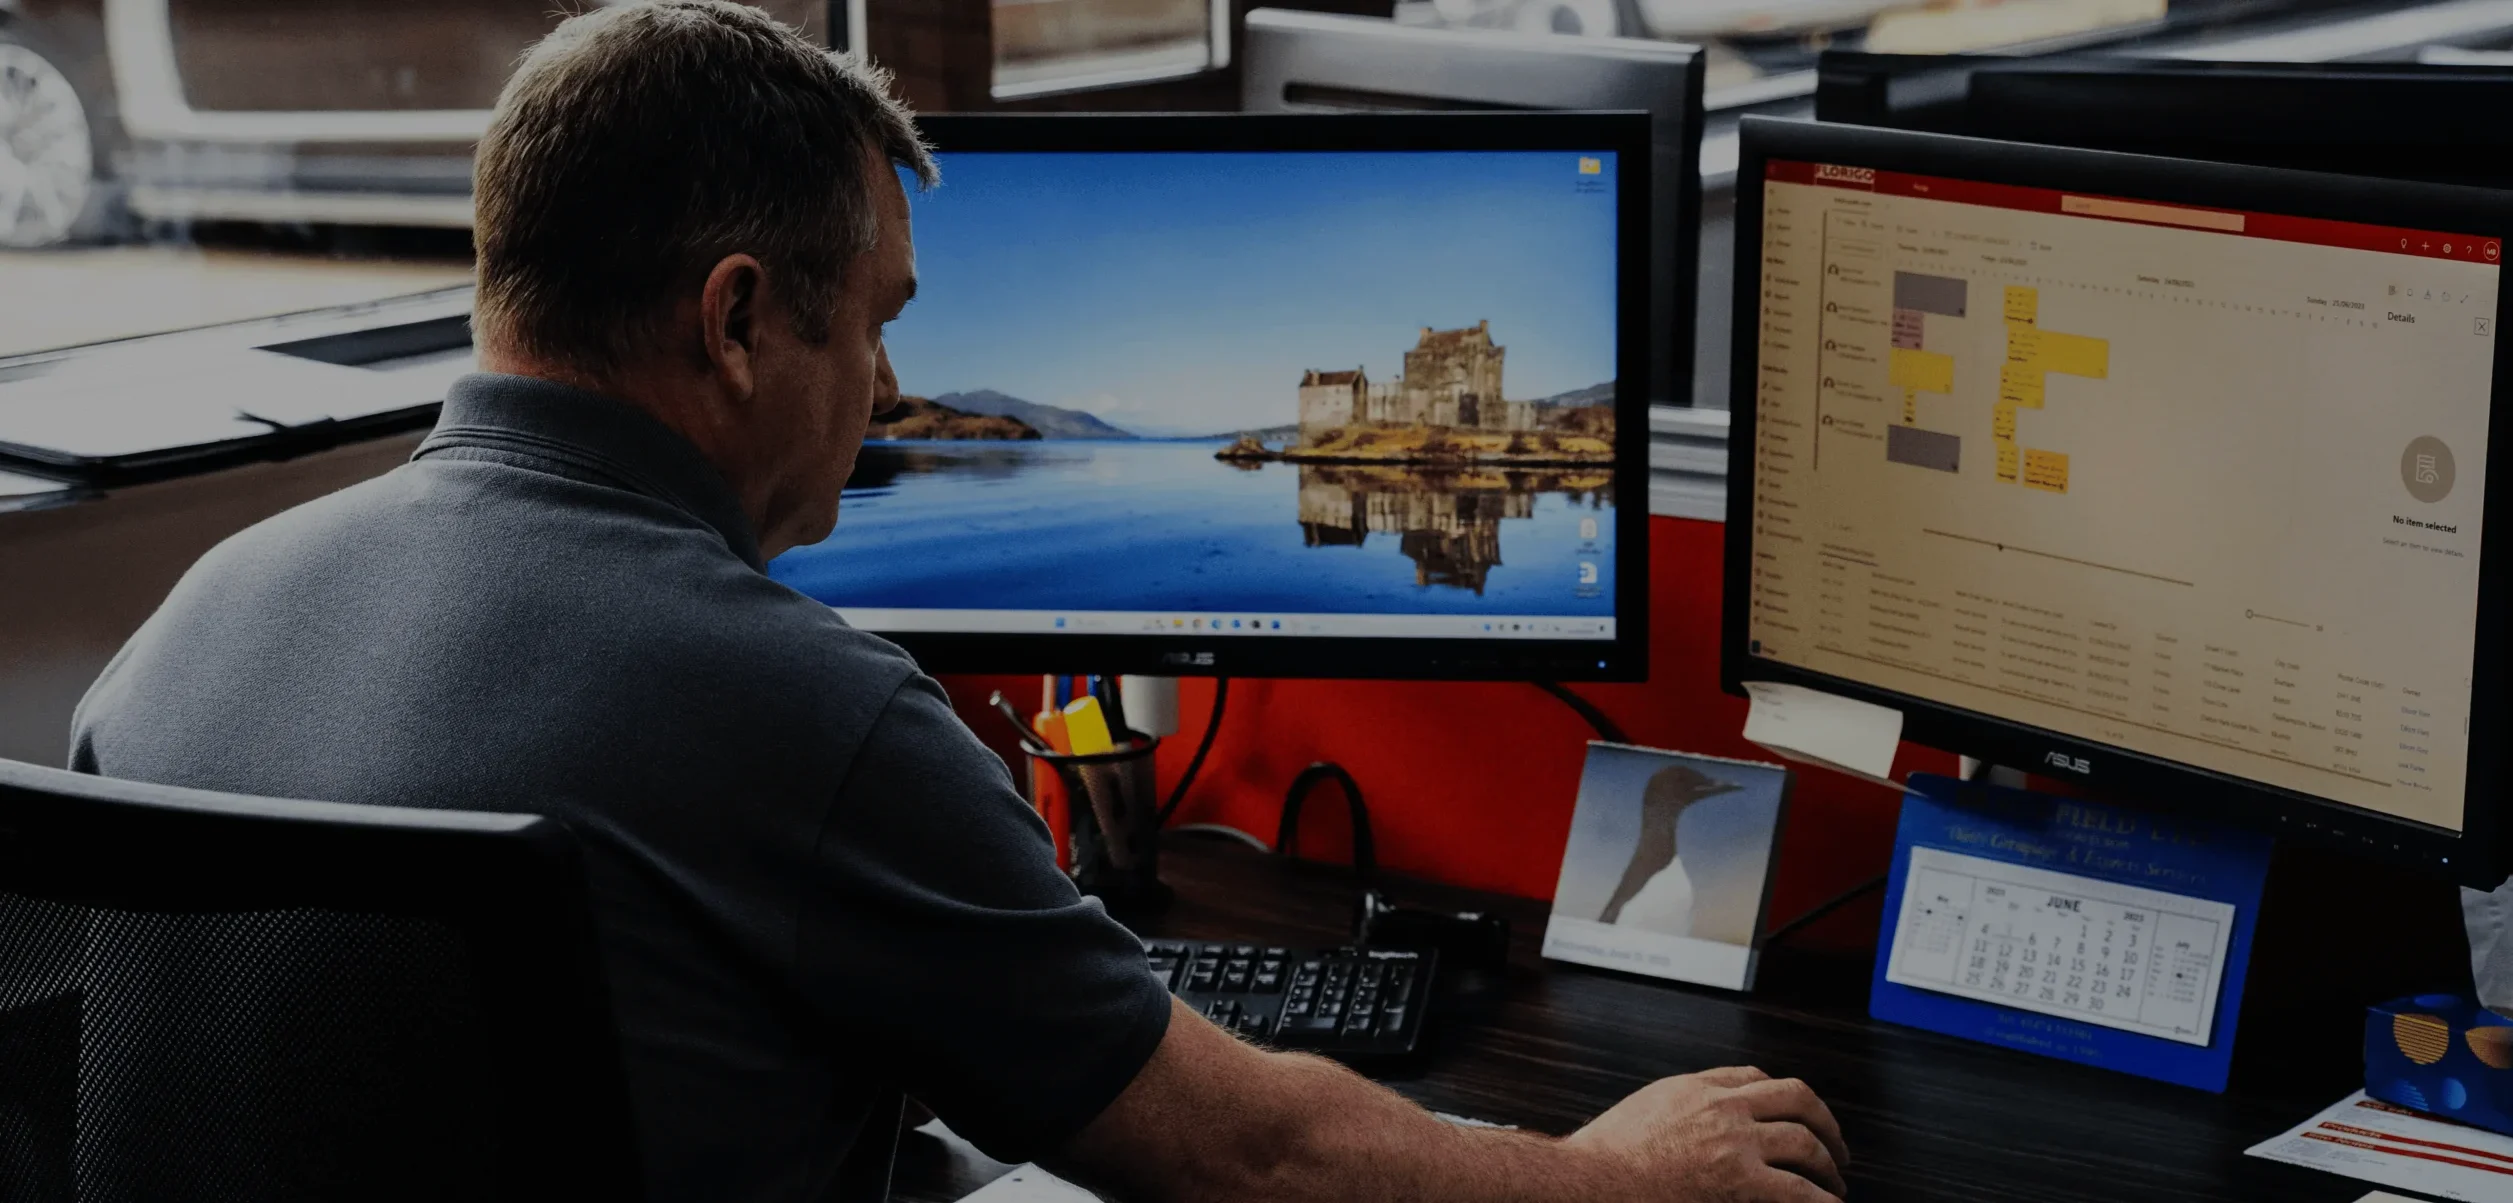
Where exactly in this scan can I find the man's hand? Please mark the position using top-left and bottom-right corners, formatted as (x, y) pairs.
(1568, 1066), (1849, 1201)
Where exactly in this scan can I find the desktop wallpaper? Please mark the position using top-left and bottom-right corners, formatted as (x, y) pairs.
(765, 148), (1624, 621)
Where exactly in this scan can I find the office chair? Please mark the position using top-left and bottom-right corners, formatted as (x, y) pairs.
(0, 756), (642, 1203)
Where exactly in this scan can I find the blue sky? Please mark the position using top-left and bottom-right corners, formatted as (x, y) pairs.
(886, 149), (1622, 436)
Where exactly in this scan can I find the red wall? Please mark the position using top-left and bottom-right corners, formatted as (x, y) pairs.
(944, 514), (1954, 951)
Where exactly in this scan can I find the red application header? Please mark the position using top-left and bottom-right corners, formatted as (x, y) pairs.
(1767, 159), (2503, 266)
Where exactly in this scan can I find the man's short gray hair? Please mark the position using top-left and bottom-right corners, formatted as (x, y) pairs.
(473, 1), (937, 376)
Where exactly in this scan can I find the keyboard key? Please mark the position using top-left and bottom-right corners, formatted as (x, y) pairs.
(1222, 967), (1252, 992)
(1254, 970), (1283, 993)
(1380, 1006), (1406, 1034)
(1233, 945), (1260, 958)
(1280, 1014), (1339, 1037)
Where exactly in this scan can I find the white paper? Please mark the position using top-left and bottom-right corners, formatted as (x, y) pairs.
(1741, 681), (1903, 782)
(955, 1112), (1518, 1201)
(2248, 1091), (2513, 1200)
(0, 469), (68, 498)
(1884, 845), (2234, 1045)
(959, 1166), (1101, 1202)
(2464, 878), (2513, 1014)
(0, 348), (431, 459)
(2357, 1194), (2433, 1203)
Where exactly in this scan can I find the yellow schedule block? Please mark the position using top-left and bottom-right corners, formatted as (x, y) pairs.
(2037, 331), (2109, 379)
(1902, 390), (1918, 424)
(1998, 363), (2046, 407)
(1995, 441), (2020, 483)
(2007, 326), (2110, 379)
(1992, 402), (2018, 441)
(1889, 347), (1955, 393)
(2004, 286), (2038, 324)
(2023, 448), (2070, 493)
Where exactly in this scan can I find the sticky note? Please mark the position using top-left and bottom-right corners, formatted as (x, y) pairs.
(1742, 682), (1903, 782)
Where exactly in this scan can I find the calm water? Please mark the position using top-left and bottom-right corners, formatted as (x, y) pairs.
(768, 440), (1618, 615)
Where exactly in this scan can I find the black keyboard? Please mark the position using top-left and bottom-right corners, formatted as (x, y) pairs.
(1144, 939), (1436, 1059)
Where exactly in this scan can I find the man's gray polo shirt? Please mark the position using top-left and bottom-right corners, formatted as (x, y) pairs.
(70, 372), (1172, 1202)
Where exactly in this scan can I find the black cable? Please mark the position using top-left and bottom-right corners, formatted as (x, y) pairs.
(1155, 677), (1229, 827)
(1761, 873), (1888, 946)
(1276, 761), (1377, 885)
(1534, 680), (1629, 745)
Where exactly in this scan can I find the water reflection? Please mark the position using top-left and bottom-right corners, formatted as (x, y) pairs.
(1295, 464), (1611, 596)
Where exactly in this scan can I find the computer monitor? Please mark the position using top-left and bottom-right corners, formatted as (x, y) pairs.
(1241, 10), (1704, 411)
(1723, 116), (2512, 881)
(1814, 52), (2513, 191)
(765, 113), (1652, 681)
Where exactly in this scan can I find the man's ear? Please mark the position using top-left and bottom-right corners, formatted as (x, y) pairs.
(699, 253), (767, 400)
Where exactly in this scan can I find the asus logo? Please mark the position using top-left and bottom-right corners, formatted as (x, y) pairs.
(2044, 751), (2092, 775)
(1162, 651), (1217, 667)
(1813, 164), (1876, 186)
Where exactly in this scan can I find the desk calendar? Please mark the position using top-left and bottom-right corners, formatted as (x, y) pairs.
(1870, 775), (2273, 1091)
(1884, 846), (2236, 1046)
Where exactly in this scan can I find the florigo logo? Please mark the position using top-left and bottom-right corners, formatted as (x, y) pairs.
(1812, 164), (1876, 188)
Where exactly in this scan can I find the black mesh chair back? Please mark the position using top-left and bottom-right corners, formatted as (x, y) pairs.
(0, 758), (640, 1203)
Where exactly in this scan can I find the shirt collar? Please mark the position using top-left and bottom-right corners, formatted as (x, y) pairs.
(417, 372), (763, 569)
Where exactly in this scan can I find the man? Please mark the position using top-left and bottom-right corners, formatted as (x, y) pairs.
(70, 4), (1849, 1200)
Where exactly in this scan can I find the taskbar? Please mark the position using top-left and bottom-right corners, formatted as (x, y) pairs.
(836, 608), (1618, 640)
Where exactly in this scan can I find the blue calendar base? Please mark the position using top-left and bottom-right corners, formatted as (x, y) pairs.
(1869, 774), (2276, 1093)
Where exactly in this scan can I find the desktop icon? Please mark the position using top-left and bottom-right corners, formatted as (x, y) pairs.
(1578, 157), (1602, 175)
(1578, 562), (1600, 585)
(1579, 516), (1599, 541)
(1271, 620), (1281, 630)
(1054, 617), (1068, 628)
(1232, 620), (1242, 629)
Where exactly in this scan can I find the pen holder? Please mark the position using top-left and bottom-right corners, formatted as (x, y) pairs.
(1026, 737), (1170, 915)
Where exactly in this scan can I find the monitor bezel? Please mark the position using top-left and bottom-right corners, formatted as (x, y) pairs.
(1722, 115), (2513, 884)
(832, 112), (1654, 682)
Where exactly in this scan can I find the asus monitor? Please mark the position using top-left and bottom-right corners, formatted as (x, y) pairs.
(1726, 116), (2510, 881)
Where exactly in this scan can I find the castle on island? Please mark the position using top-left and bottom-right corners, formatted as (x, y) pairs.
(1295, 321), (1540, 439)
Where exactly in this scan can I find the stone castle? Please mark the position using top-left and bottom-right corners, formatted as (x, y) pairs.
(1296, 321), (1539, 439)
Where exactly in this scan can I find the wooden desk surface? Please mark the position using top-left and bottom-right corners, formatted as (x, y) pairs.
(892, 833), (2390, 1203)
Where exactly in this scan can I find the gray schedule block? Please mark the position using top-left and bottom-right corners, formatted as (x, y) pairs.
(1893, 272), (1968, 317)
(1887, 424), (1962, 473)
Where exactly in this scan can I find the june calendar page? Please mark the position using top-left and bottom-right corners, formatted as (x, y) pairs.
(1883, 845), (2236, 1047)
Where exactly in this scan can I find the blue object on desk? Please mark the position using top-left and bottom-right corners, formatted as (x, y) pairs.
(1869, 774), (2274, 1092)
(2366, 993), (2513, 1135)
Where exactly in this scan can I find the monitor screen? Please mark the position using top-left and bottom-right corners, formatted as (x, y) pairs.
(1742, 153), (2498, 836)
(767, 121), (1645, 679)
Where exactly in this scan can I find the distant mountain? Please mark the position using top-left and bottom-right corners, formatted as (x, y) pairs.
(932, 389), (1137, 440)
(868, 396), (1040, 441)
(1202, 422), (1300, 443)
(1533, 381), (1615, 409)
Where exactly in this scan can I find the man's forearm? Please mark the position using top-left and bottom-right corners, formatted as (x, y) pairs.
(1182, 1044), (1628, 1203)
(1061, 998), (1626, 1203)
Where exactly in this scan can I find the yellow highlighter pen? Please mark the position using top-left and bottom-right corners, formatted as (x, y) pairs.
(1062, 695), (1117, 756)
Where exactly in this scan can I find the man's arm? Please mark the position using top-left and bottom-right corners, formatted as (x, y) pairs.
(1052, 997), (1849, 1203)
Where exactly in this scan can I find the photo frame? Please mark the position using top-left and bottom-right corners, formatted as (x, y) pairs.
(1542, 743), (1792, 991)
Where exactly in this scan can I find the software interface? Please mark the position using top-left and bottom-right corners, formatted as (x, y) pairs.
(768, 149), (1625, 642)
(1748, 160), (2497, 830)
